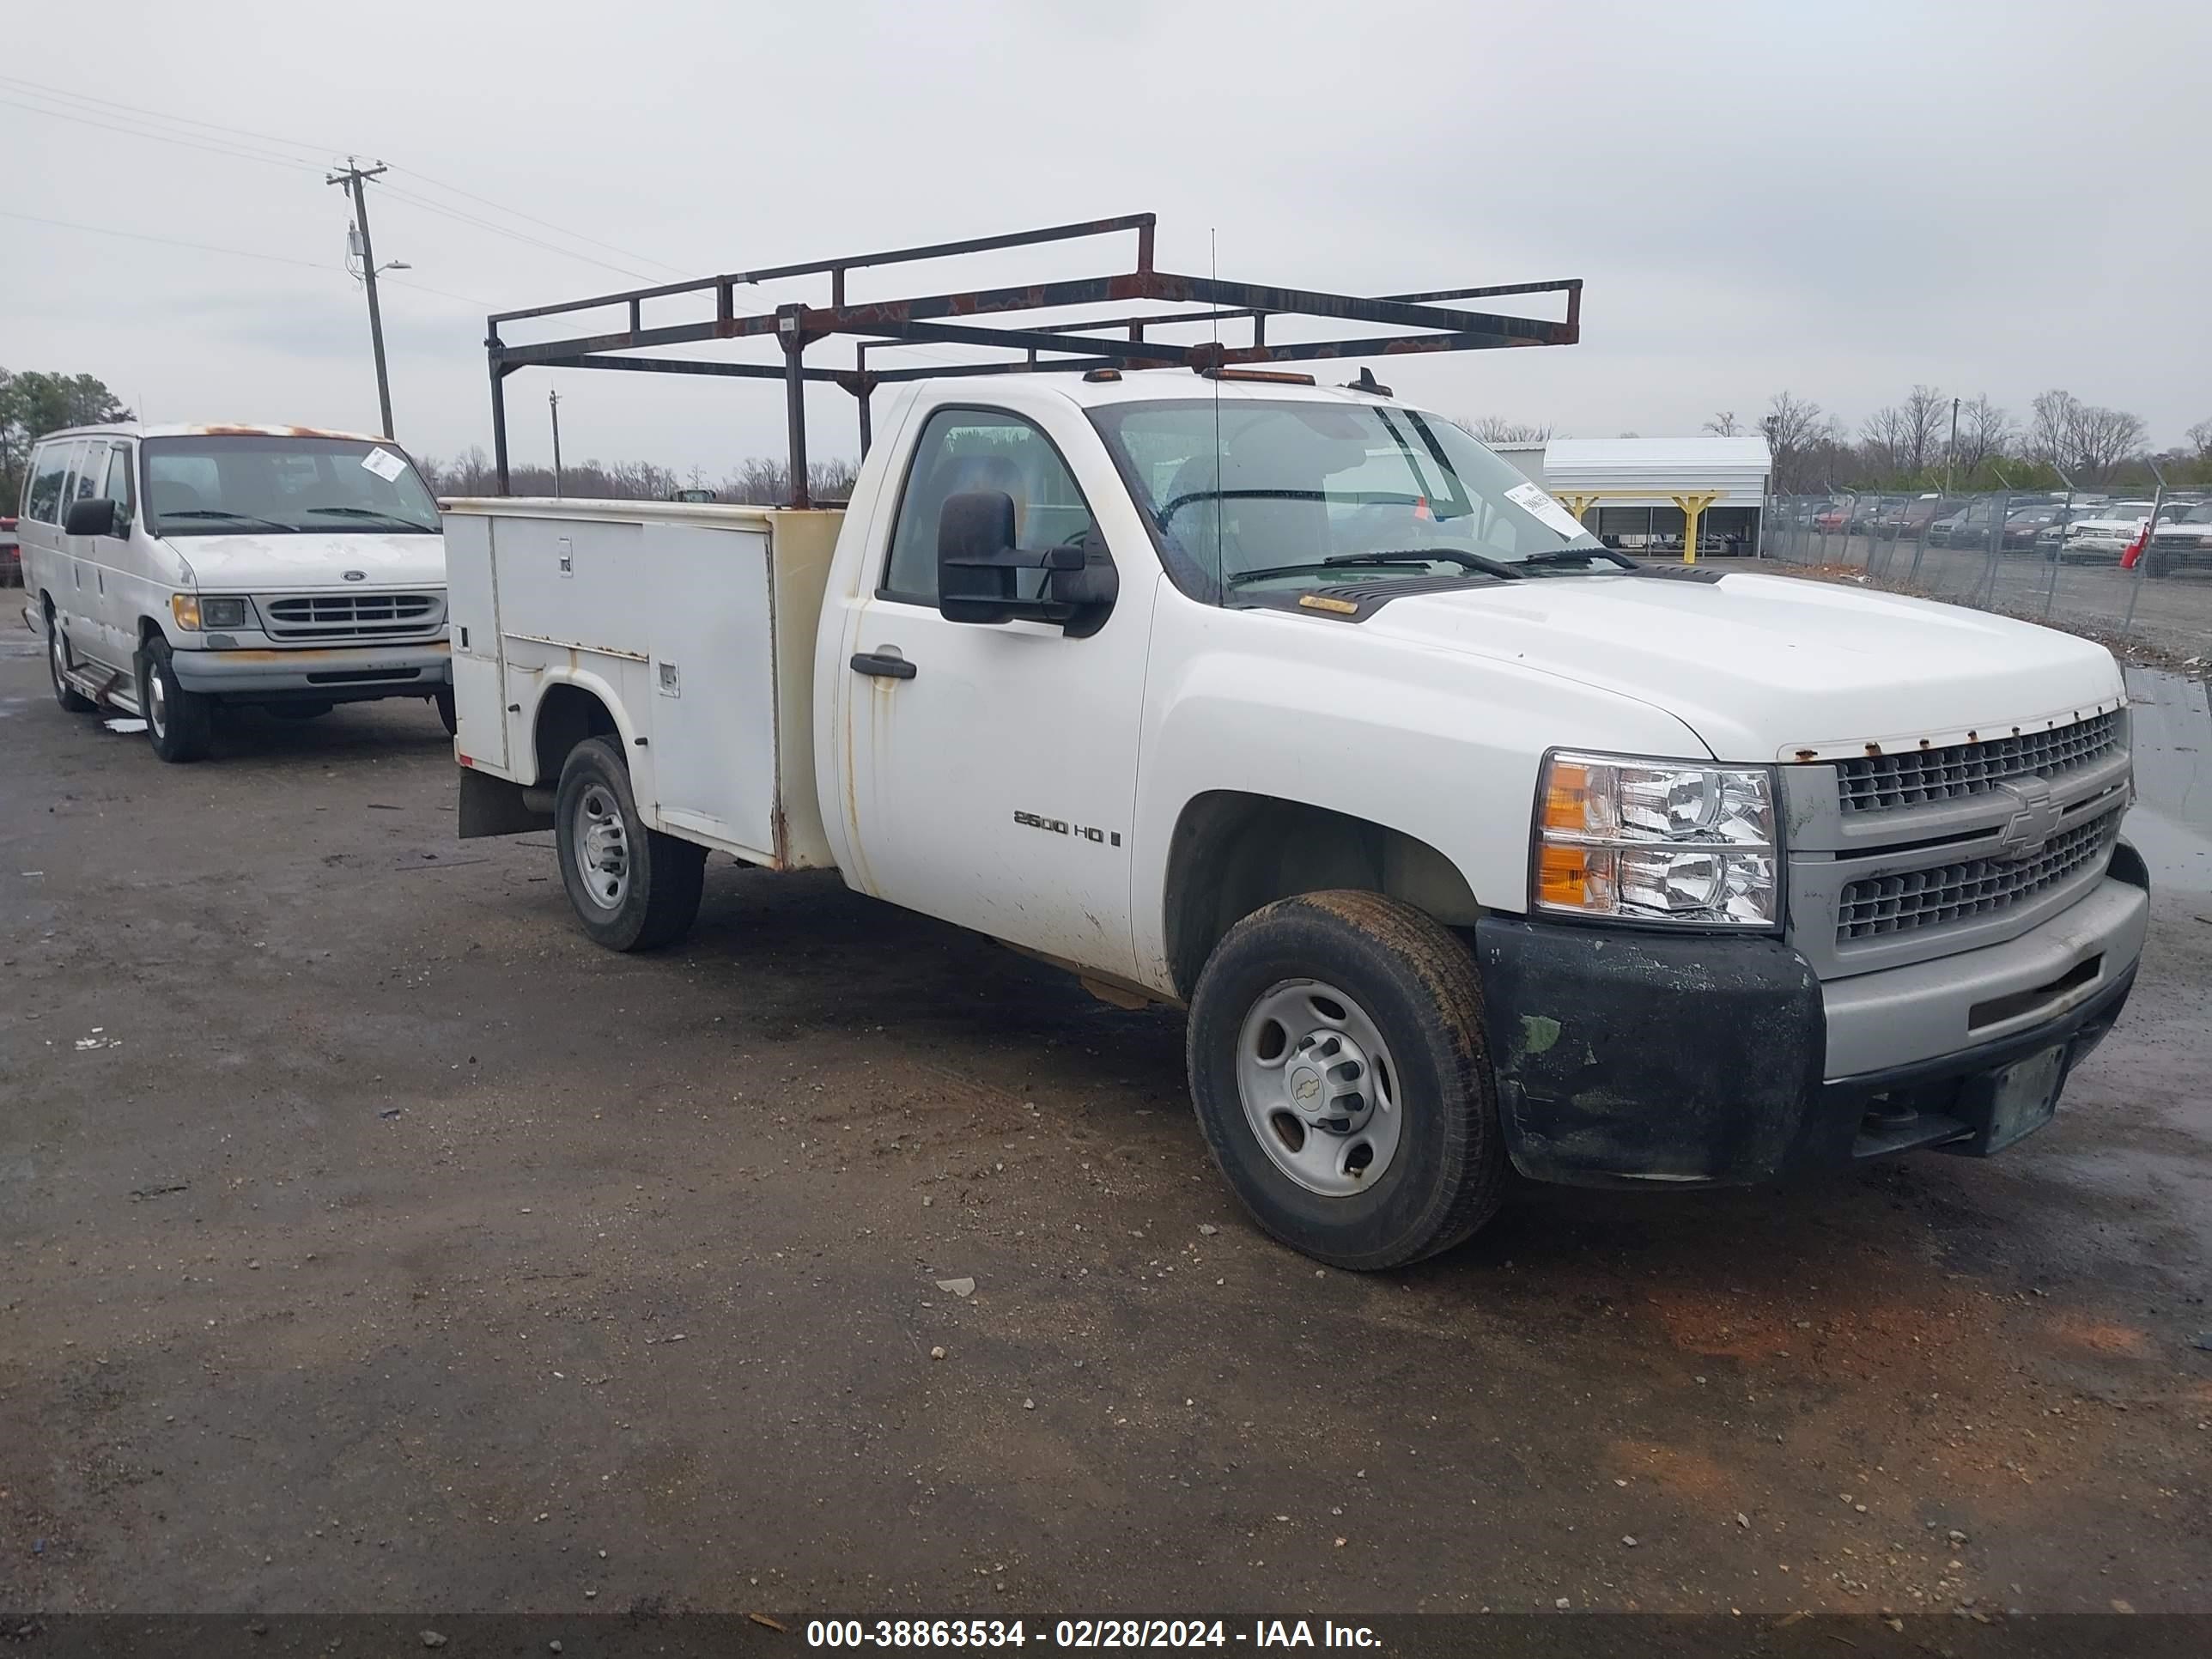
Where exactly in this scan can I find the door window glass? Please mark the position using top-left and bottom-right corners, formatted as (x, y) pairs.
(66, 441), (106, 505)
(27, 444), (70, 523)
(882, 408), (1097, 602)
(101, 444), (136, 534)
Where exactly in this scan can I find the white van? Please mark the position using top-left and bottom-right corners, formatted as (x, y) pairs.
(16, 423), (451, 762)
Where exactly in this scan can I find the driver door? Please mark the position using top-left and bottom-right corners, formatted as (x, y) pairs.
(837, 403), (1154, 982)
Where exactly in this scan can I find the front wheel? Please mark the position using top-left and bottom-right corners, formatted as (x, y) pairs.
(139, 637), (214, 763)
(1187, 891), (1506, 1270)
(47, 608), (95, 713)
(553, 736), (707, 951)
(434, 684), (457, 737)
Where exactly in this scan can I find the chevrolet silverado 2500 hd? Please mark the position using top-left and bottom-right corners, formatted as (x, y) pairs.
(445, 368), (2146, 1268)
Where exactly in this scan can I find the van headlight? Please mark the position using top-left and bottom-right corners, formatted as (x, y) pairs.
(1534, 751), (1781, 929)
(171, 594), (251, 630)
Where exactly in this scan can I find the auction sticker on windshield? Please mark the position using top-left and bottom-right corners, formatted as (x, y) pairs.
(360, 447), (408, 482)
(1505, 481), (1589, 540)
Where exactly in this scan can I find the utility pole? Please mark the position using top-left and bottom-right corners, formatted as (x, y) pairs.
(1946, 396), (1960, 495)
(549, 389), (563, 497)
(329, 158), (397, 438)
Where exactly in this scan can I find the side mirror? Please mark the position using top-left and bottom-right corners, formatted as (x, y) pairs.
(65, 497), (119, 538)
(936, 491), (1115, 634)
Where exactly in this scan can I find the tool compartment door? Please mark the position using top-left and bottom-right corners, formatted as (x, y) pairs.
(643, 520), (779, 858)
(442, 511), (507, 771)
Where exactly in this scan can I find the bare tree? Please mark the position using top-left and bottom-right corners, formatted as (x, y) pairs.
(1900, 385), (1948, 475)
(1703, 410), (1741, 436)
(1759, 391), (1835, 493)
(1952, 395), (2013, 472)
(1460, 416), (1552, 445)
(2027, 388), (2082, 466)
(1858, 405), (1911, 479)
(2186, 417), (2212, 461)
(2069, 405), (2147, 483)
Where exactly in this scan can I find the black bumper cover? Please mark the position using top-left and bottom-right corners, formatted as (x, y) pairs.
(1473, 847), (2146, 1188)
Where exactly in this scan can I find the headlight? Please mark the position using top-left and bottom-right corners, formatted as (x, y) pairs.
(172, 594), (249, 630)
(1534, 751), (1780, 928)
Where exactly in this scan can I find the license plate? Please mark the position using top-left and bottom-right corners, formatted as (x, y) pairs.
(1985, 1044), (2066, 1152)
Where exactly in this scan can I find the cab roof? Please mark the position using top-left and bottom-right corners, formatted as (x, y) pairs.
(37, 422), (392, 444)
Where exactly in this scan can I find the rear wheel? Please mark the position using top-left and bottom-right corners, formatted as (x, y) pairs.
(1187, 891), (1506, 1270)
(139, 637), (214, 763)
(2142, 549), (2172, 579)
(553, 736), (706, 951)
(47, 606), (95, 713)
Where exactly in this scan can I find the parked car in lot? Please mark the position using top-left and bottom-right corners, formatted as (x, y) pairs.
(448, 366), (2148, 1269)
(2058, 502), (2159, 562)
(0, 515), (19, 586)
(2002, 502), (2072, 552)
(2142, 501), (2212, 577)
(1881, 495), (1958, 540)
(1813, 501), (1853, 534)
(2035, 501), (2115, 556)
(1849, 495), (1901, 536)
(15, 423), (452, 761)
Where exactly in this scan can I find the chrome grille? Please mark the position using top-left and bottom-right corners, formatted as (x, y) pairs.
(1836, 807), (2122, 943)
(1835, 712), (2119, 814)
(259, 592), (442, 641)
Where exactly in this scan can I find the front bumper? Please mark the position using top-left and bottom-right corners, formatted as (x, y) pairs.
(1474, 842), (2149, 1188)
(169, 639), (451, 701)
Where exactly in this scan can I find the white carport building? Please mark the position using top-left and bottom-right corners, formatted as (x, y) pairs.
(1510, 436), (1773, 559)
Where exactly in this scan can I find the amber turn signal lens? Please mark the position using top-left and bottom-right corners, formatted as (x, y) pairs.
(1542, 762), (1592, 833)
(1538, 843), (1595, 909)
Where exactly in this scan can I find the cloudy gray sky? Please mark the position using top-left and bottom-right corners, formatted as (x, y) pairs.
(5, 0), (2207, 477)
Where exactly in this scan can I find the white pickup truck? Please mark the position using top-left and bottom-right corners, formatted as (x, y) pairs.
(446, 368), (2148, 1268)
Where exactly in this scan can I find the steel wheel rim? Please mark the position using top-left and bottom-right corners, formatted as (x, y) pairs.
(147, 661), (167, 735)
(573, 783), (629, 911)
(1234, 977), (1403, 1197)
(51, 624), (67, 684)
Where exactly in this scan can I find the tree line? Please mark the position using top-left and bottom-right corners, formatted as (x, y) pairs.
(414, 447), (860, 505)
(1, 368), (133, 508)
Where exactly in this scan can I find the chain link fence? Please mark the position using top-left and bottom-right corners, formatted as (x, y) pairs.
(1761, 489), (2210, 665)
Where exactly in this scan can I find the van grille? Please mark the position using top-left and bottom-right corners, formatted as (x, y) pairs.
(260, 592), (442, 641)
(1836, 805), (2123, 943)
(1834, 711), (2119, 814)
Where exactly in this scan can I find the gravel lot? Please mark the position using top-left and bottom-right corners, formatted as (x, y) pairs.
(3, 633), (2209, 1620)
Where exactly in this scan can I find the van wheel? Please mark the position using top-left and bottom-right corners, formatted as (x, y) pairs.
(139, 637), (214, 763)
(1187, 891), (1506, 1271)
(554, 736), (706, 951)
(434, 684), (457, 737)
(46, 608), (95, 713)
(2142, 550), (2172, 580)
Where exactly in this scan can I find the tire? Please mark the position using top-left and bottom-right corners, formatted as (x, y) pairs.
(46, 605), (95, 713)
(2142, 550), (2171, 580)
(553, 736), (706, 951)
(1187, 890), (1506, 1270)
(138, 636), (214, 763)
(434, 684), (457, 737)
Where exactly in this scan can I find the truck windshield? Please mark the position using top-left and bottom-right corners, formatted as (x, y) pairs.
(143, 434), (440, 537)
(1088, 398), (1609, 599)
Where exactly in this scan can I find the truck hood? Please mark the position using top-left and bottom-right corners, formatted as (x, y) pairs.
(167, 531), (446, 591)
(1353, 569), (2124, 762)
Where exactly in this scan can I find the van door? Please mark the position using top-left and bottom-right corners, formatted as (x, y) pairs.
(56, 441), (116, 667)
(837, 402), (1154, 981)
(21, 441), (70, 608)
(92, 443), (143, 666)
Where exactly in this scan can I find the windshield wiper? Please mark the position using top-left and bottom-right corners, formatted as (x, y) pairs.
(302, 505), (437, 531)
(1230, 549), (1523, 586)
(156, 509), (298, 532)
(1516, 546), (1638, 570)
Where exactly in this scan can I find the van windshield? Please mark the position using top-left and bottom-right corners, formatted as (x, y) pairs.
(1088, 398), (1608, 599)
(143, 435), (439, 537)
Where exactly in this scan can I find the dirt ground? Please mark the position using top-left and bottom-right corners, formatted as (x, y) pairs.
(3, 635), (2209, 1621)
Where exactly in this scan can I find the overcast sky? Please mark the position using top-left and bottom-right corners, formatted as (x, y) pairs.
(5, 0), (2207, 477)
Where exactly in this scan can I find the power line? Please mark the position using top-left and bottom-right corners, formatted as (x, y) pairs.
(388, 165), (692, 278)
(375, 183), (665, 283)
(0, 72), (338, 158)
(0, 93), (327, 174)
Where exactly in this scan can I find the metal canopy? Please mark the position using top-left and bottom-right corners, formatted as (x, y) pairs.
(483, 213), (1583, 507)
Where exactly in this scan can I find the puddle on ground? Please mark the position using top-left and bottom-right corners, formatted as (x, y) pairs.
(2124, 665), (2212, 895)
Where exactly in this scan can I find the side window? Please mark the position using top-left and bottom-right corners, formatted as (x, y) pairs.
(67, 441), (106, 504)
(102, 444), (137, 534)
(882, 408), (1097, 602)
(27, 444), (70, 524)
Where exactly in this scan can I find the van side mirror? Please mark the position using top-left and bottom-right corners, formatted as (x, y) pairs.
(64, 497), (119, 538)
(936, 490), (1115, 634)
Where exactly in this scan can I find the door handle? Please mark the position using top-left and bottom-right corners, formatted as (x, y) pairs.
(850, 651), (916, 680)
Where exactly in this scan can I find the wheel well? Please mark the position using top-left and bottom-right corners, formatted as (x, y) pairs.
(1161, 791), (1482, 1000)
(139, 615), (164, 645)
(534, 682), (620, 782)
